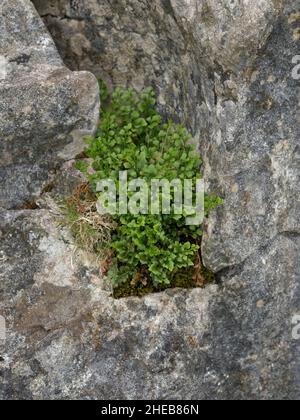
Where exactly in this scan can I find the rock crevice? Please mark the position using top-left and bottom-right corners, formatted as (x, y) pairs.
(0, 0), (299, 400)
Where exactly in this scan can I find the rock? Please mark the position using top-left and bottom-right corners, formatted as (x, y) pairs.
(0, 0), (299, 400)
(200, 0), (300, 271)
(0, 206), (298, 400)
(0, 0), (100, 209)
(171, 0), (283, 71)
(31, 0), (283, 128)
(32, 0), (205, 131)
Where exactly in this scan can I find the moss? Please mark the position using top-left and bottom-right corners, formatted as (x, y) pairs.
(200, 265), (215, 284)
(21, 201), (40, 210)
(113, 263), (215, 299)
(113, 281), (160, 299)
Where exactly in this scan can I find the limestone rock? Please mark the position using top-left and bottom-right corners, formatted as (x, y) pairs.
(0, 206), (298, 399)
(32, 1), (299, 269)
(32, 0), (204, 131)
(0, 0), (100, 209)
(1, 0), (299, 400)
(171, 0), (283, 71)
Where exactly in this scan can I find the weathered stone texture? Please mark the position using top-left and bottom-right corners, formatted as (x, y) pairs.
(0, 0), (299, 400)
(1, 206), (298, 399)
(0, 0), (100, 209)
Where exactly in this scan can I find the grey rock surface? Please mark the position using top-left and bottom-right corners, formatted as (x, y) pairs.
(0, 0), (299, 400)
(0, 0), (100, 209)
(0, 202), (298, 400)
(0, 206), (219, 399)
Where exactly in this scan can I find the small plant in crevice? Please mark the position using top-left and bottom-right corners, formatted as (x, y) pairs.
(70, 84), (221, 296)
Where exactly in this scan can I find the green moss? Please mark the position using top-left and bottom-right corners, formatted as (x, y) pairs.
(98, 79), (109, 103)
(200, 265), (215, 284)
(113, 264), (215, 299)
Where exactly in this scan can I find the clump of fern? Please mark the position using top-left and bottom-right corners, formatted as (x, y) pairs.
(73, 85), (222, 290)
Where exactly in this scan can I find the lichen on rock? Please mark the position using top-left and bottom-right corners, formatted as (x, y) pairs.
(0, 0), (300, 400)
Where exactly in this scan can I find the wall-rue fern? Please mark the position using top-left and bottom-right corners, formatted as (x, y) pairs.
(74, 85), (222, 293)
